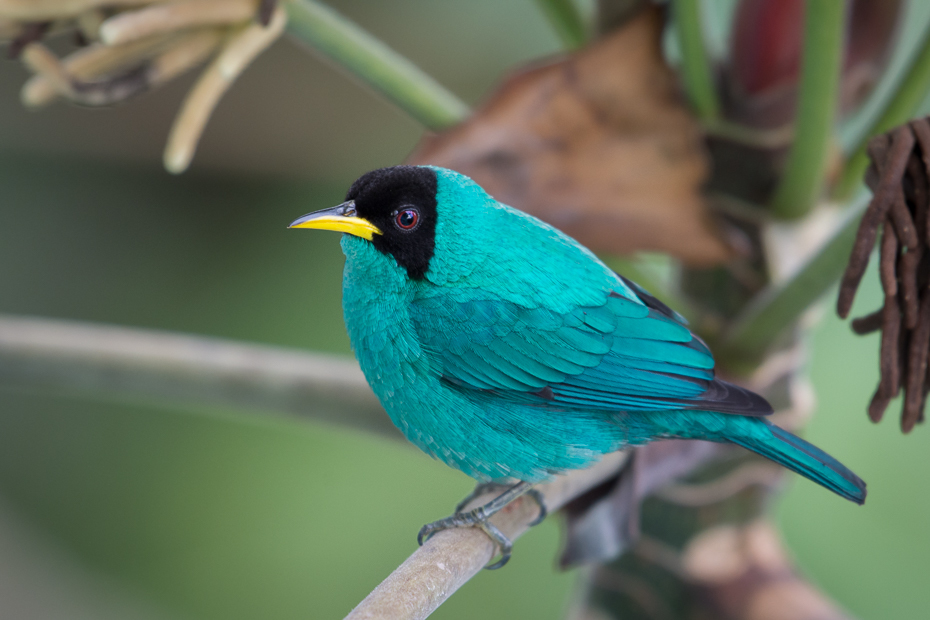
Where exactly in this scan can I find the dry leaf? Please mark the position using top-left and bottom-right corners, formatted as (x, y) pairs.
(408, 5), (730, 265)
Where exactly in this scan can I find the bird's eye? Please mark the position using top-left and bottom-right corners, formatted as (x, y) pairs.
(394, 208), (420, 230)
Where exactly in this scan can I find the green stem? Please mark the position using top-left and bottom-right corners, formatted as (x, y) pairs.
(285, 0), (470, 130)
(703, 120), (793, 150)
(768, 0), (845, 220)
(722, 194), (870, 366)
(671, 0), (719, 121)
(534, 0), (588, 49)
(833, 22), (930, 200)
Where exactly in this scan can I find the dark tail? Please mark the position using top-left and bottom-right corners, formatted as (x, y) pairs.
(731, 422), (866, 504)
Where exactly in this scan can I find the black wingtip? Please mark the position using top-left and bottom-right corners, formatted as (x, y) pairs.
(698, 379), (774, 417)
(615, 273), (689, 325)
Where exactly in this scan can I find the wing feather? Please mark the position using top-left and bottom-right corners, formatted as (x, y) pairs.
(410, 284), (772, 417)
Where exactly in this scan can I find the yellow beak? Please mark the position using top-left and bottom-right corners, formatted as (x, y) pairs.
(288, 200), (382, 240)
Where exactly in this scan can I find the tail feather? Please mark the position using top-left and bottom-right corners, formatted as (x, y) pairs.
(731, 422), (866, 505)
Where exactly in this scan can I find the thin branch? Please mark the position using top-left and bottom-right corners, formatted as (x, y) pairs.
(834, 20), (930, 200)
(533, 0), (588, 50)
(0, 314), (399, 439)
(344, 451), (629, 620)
(702, 119), (794, 150)
(285, 0), (470, 131)
(670, 0), (719, 122)
(722, 192), (870, 366)
(769, 0), (846, 219)
(650, 461), (783, 506)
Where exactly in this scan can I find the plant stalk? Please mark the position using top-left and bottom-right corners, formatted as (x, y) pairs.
(723, 194), (870, 365)
(769, 0), (846, 220)
(285, 0), (469, 130)
(534, 0), (588, 49)
(671, 0), (719, 121)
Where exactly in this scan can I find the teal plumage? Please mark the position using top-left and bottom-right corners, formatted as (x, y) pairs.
(295, 165), (866, 505)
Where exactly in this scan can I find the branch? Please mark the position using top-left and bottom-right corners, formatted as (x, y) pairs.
(344, 451), (629, 620)
(533, 0), (588, 50)
(834, 19), (930, 200)
(670, 0), (719, 122)
(284, 0), (470, 131)
(0, 314), (400, 440)
(722, 192), (870, 366)
(768, 0), (846, 219)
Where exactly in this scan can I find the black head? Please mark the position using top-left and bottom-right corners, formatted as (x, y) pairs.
(347, 166), (438, 279)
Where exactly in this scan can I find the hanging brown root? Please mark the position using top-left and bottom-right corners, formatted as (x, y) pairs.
(838, 117), (930, 432)
(851, 308), (883, 334)
(904, 295), (930, 431)
(837, 126), (914, 318)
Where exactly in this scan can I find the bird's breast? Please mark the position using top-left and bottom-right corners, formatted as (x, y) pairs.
(340, 238), (438, 438)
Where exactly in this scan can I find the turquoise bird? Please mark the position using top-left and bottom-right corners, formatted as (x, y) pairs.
(290, 165), (866, 567)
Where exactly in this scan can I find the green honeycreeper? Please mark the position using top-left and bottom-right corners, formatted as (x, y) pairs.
(290, 165), (866, 566)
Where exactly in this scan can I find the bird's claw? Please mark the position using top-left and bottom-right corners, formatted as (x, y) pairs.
(454, 482), (504, 513)
(479, 521), (512, 570)
(417, 506), (514, 569)
(417, 481), (545, 570)
(453, 482), (548, 525)
(525, 488), (547, 526)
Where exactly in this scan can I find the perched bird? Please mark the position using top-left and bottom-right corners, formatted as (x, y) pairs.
(290, 165), (866, 567)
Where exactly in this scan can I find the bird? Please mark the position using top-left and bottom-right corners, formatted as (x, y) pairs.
(289, 164), (866, 568)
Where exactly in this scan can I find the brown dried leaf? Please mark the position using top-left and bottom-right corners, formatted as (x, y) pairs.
(407, 6), (730, 265)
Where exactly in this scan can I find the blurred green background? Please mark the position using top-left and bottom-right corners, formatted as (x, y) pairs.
(1, 1), (929, 619)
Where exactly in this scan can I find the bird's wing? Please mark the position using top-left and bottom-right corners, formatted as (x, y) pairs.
(615, 273), (689, 326)
(409, 285), (771, 416)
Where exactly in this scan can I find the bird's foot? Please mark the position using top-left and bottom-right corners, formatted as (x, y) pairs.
(417, 481), (546, 570)
(453, 482), (548, 524)
(417, 510), (514, 569)
(524, 488), (547, 526)
(454, 481), (506, 513)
